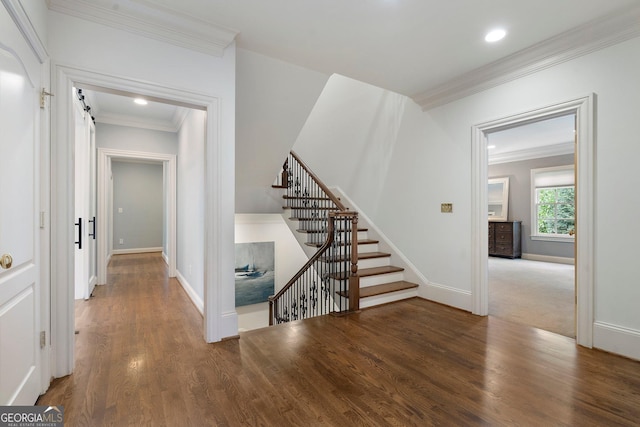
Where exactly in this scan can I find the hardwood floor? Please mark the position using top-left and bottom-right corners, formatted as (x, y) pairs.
(38, 253), (640, 426)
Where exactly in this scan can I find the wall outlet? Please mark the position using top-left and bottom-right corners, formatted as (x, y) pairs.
(119, 238), (124, 245)
(118, 207), (123, 213)
(441, 203), (453, 213)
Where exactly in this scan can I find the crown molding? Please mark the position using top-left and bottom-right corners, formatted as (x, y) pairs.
(2, 0), (49, 63)
(96, 112), (179, 133)
(171, 106), (189, 131)
(46, 0), (238, 56)
(488, 141), (574, 165)
(413, 4), (640, 111)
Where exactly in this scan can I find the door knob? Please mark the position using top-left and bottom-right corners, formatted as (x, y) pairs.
(0, 254), (13, 270)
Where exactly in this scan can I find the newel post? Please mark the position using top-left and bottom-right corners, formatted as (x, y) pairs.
(268, 298), (274, 326)
(349, 213), (360, 312)
(281, 158), (289, 188)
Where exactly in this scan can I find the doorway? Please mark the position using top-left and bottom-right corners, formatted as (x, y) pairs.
(471, 95), (596, 349)
(486, 114), (576, 337)
(51, 64), (233, 378)
(96, 147), (178, 285)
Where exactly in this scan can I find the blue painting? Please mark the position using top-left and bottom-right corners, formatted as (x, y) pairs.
(235, 241), (275, 307)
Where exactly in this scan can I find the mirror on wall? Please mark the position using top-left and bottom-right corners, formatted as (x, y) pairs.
(488, 177), (509, 222)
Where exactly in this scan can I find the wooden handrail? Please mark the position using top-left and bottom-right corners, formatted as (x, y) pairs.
(290, 150), (347, 211)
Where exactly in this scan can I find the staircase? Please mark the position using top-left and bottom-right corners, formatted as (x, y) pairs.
(270, 151), (418, 325)
(287, 204), (418, 310)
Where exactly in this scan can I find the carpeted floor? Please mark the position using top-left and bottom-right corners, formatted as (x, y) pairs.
(489, 257), (575, 338)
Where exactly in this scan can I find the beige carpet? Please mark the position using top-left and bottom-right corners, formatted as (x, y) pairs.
(489, 257), (575, 338)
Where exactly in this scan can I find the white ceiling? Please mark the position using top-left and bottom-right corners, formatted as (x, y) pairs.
(61, 0), (635, 153)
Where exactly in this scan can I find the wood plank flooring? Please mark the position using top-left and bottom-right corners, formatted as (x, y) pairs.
(38, 253), (640, 426)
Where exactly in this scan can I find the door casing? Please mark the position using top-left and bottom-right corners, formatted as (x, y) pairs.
(471, 94), (595, 348)
(51, 63), (234, 378)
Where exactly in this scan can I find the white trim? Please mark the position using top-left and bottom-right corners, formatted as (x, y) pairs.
(97, 147), (177, 283)
(1, 0), (48, 63)
(489, 141), (574, 165)
(414, 4), (640, 110)
(111, 247), (163, 255)
(521, 253), (575, 265)
(471, 95), (595, 349)
(46, 0), (237, 57)
(530, 235), (575, 243)
(234, 213), (286, 224)
(51, 62), (233, 378)
(95, 113), (180, 133)
(176, 270), (204, 315)
(594, 322), (640, 361)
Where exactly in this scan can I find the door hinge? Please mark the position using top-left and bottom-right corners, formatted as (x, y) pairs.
(40, 331), (46, 349)
(40, 88), (54, 109)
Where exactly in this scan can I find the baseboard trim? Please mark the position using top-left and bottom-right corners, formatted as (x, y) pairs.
(420, 281), (473, 312)
(112, 247), (163, 255)
(593, 321), (640, 361)
(522, 253), (575, 265)
(176, 271), (204, 315)
(162, 251), (169, 265)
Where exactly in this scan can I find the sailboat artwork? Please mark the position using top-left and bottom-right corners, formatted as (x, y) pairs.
(235, 241), (275, 307)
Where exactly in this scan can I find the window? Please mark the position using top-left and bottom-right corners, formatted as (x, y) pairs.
(531, 165), (575, 241)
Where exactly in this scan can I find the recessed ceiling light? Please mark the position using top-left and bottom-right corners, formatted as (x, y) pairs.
(134, 98), (148, 105)
(487, 145), (496, 149)
(485, 29), (506, 43)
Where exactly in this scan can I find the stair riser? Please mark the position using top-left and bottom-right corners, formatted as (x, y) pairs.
(358, 243), (379, 253)
(359, 289), (419, 309)
(358, 257), (391, 269)
(360, 272), (405, 287)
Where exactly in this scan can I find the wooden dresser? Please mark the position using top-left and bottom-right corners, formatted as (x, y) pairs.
(489, 221), (521, 258)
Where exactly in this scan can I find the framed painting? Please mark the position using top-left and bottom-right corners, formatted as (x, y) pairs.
(235, 241), (275, 307)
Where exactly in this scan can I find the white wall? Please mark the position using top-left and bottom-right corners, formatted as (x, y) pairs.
(176, 109), (206, 311)
(235, 214), (309, 331)
(235, 49), (329, 213)
(111, 161), (163, 252)
(293, 37), (640, 360)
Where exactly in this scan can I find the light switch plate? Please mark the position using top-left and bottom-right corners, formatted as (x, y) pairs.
(441, 203), (453, 213)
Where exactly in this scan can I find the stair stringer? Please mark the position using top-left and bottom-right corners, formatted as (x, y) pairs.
(330, 187), (472, 311)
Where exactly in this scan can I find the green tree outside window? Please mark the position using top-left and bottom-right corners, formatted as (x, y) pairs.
(536, 186), (575, 235)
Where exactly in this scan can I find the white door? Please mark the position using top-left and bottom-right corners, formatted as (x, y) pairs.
(0, 7), (43, 405)
(87, 120), (97, 297)
(73, 91), (89, 300)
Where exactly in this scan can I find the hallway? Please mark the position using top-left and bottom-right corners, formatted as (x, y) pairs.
(37, 253), (640, 425)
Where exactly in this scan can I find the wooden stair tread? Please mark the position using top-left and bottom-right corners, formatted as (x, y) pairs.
(337, 281), (419, 299)
(271, 184), (288, 189)
(305, 239), (378, 248)
(358, 265), (404, 277)
(320, 251), (390, 263)
(331, 265), (404, 280)
(296, 228), (368, 234)
(284, 206), (341, 210)
(283, 195), (335, 201)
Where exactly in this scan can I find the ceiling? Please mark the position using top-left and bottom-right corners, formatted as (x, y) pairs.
(60, 0), (637, 153)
